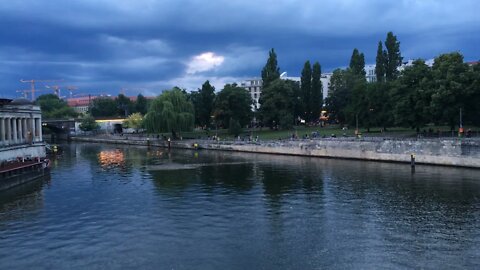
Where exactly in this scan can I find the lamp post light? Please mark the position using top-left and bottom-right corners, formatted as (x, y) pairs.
(459, 108), (464, 137)
(210, 115), (216, 139)
(355, 113), (359, 138)
(252, 110), (256, 142)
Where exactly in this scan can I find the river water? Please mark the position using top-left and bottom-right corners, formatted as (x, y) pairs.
(0, 143), (479, 269)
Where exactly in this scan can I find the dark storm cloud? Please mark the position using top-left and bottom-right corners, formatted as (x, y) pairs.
(0, 0), (479, 98)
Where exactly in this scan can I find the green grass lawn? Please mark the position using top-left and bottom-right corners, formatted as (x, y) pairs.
(149, 124), (479, 141)
(245, 125), (413, 140)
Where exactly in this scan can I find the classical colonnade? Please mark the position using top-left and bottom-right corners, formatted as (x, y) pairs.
(0, 116), (42, 146)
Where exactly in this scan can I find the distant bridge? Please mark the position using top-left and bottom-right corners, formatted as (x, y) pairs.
(41, 119), (76, 134)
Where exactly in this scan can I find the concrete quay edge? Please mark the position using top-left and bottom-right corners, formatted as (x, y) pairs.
(70, 136), (480, 169)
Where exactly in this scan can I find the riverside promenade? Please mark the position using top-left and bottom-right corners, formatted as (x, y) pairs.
(71, 134), (480, 168)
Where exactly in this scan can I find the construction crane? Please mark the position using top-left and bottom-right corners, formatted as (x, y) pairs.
(45, 85), (77, 98)
(66, 86), (77, 98)
(20, 79), (63, 101)
(16, 89), (31, 99)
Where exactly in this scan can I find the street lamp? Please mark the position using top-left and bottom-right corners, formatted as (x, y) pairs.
(252, 109), (256, 141)
(355, 113), (359, 137)
(210, 115), (217, 139)
(459, 108), (464, 137)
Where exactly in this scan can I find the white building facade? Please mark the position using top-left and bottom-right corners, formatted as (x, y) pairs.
(240, 78), (263, 111)
(0, 98), (45, 162)
(320, 73), (332, 101)
(239, 72), (332, 111)
(364, 59), (435, 83)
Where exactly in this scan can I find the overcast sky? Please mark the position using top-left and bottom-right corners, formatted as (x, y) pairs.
(0, 0), (479, 98)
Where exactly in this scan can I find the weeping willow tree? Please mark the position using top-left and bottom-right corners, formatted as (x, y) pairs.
(144, 87), (195, 133)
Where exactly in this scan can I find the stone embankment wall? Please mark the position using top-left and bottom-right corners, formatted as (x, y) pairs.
(71, 136), (480, 168)
(0, 143), (46, 162)
(0, 169), (46, 191)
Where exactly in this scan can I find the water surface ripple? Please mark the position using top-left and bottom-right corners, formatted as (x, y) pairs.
(0, 143), (479, 269)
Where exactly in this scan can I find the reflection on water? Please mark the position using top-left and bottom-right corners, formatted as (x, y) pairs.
(0, 143), (479, 269)
(0, 175), (49, 231)
(97, 149), (126, 169)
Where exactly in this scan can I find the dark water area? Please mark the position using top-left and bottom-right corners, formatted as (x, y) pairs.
(0, 143), (479, 269)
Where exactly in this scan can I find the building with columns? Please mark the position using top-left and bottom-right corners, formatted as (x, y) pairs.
(0, 98), (46, 162)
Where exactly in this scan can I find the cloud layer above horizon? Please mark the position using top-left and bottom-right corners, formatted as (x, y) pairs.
(1, 0), (479, 98)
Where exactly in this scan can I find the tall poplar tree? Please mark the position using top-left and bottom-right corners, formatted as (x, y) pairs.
(375, 41), (386, 82)
(311, 62), (323, 120)
(384, 32), (403, 81)
(261, 48), (280, 89)
(300, 60), (312, 120)
(344, 49), (368, 128)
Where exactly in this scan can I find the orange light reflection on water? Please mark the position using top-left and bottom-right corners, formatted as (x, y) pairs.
(97, 150), (125, 169)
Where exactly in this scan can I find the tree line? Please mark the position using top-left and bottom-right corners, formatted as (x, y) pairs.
(326, 32), (480, 131)
(38, 31), (480, 135)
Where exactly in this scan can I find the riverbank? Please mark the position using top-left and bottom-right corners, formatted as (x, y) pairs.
(71, 135), (480, 168)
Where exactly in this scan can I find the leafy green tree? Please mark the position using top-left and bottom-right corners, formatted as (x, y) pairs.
(325, 69), (350, 124)
(36, 94), (78, 119)
(197, 80), (216, 127)
(135, 94), (148, 115)
(391, 60), (433, 131)
(213, 84), (252, 128)
(123, 112), (144, 132)
(79, 114), (99, 131)
(375, 41), (386, 83)
(430, 52), (471, 129)
(90, 97), (118, 117)
(344, 49), (369, 128)
(300, 60), (312, 120)
(188, 90), (202, 126)
(116, 94), (133, 117)
(228, 117), (242, 136)
(384, 32), (403, 81)
(259, 79), (295, 129)
(345, 74), (369, 129)
(349, 48), (366, 77)
(366, 82), (394, 130)
(311, 61), (323, 121)
(465, 62), (480, 126)
(288, 80), (303, 123)
(144, 87), (194, 133)
(327, 54), (375, 128)
(261, 48), (280, 89)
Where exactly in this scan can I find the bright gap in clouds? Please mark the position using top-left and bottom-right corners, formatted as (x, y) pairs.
(186, 52), (224, 74)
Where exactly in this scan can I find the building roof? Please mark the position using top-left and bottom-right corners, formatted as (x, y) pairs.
(0, 98), (12, 106)
(67, 96), (97, 107)
(66, 95), (155, 107)
(10, 98), (33, 105)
